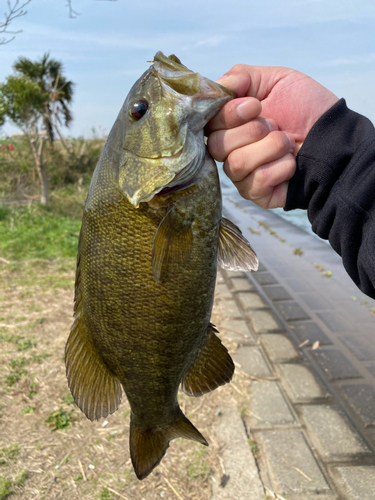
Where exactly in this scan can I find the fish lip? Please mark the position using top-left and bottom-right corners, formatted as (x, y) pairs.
(122, 147), (184, 162)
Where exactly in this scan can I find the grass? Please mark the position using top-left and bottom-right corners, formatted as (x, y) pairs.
(0, 202), (81, 261)
(46, 408), (74, 431)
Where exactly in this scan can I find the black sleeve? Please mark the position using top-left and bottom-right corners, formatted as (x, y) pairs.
(285, 98), (375, 299)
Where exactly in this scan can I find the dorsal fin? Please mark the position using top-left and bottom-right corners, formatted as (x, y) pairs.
(181, 324), (234, 397)
(218, 217), (258, 272)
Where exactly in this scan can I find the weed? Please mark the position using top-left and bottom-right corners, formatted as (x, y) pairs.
(73, 474), (83, 483)
(14, 470), (27, 487)
(107, 434), (115, 443)
(248, 439), (259, 459)
(0, 476), (12, 499)
(46, 408), (73, 431)
(16, 337), (36, 351)
(28, 382), (38, 398)
(5, 369), (27, 386)
(31, 353), (50, 363)
(62, 392), (75, 405)
(99, 487), (112, 499)
(21, 406), (35, 415)
(187, 447), (210, 480)
(10, 357), (29, 369)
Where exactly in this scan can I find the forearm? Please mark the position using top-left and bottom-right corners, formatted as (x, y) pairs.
(285, 99), (375, 298)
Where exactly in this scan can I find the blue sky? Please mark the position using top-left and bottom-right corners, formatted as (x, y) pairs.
(1, 0), (374, 137)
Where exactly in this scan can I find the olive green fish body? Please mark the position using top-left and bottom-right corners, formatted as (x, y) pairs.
(79, 152), (221, 428)
(66, 52), (259, 480)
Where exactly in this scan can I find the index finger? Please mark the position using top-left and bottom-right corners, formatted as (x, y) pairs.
(205, 96), (262, 135)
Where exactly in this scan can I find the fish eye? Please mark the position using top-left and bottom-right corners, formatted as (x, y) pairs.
(131, 100), (149, 120)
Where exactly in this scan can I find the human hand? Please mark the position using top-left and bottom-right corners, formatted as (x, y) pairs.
(206, 65), (339, 208)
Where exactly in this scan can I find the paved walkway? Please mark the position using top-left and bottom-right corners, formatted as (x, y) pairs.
(212, 192), (375, 500)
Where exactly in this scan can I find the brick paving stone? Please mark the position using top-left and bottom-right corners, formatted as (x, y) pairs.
(299, 292), (333, 311)
(249, 309), (285, 334)
(277, 364), (331, 403)
(339, 384), (375, 427)
(300, 405), (370, 461)
(245, 381), (296, 428)
(285, 278), (314, 292)
(233, 346), (272, 378)
(260, 334), (300, 363)
(216, 272), (225, 284)
(215, 283), (233, 299)
(289, 321), (332, 345)
(367, 365), (375, 377)
(316, 311), (353, 333)
(252, 272), (278, 286)
(262, 285), (292, 302)
(224, 270), (245, 279)
(275, 301), (311, 321)
(211, 406), (264, 500)
(230, 277), (255, 292)
(219, 318), (255, 344)
(340, 333), (375, 361)
(311, 349), (362, 381)
(237, 291), (267, 310)
(255, 430), (330, 494)
(333, 466), (375, 500)
(216, 299), (243, 318)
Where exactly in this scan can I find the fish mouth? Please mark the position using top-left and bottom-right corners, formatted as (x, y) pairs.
(130, 147), (184, 161)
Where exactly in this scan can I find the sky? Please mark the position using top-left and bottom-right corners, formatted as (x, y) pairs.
(1, 0), (374, 137)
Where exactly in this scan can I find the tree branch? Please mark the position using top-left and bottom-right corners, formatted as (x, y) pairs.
(0, 0), (31, 45)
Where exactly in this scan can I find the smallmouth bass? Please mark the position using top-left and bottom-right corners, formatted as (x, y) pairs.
(65, 52), (258, 480)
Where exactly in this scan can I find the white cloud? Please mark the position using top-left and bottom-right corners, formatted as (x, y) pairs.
(322, 53), (375, 67)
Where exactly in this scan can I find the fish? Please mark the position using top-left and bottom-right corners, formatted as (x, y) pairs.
(65, 51), (258, 480)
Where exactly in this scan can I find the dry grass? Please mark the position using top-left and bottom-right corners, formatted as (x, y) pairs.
(0, 260), (252, 500)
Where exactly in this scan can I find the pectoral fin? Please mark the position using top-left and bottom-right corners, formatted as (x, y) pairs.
(181, 324), (234, 397)
(152, 207), (193, 282)
(218, 217), (259, 272)
(65, 316), (122, 421)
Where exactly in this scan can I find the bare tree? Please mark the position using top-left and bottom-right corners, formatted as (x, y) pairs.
(0, 0), (31, 44)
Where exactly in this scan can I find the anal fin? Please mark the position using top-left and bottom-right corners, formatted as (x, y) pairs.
(130, 409), (207, 480)
(218, 217), (259, 272)
(181, 324), (234, 397)
(65, 316), (122, 421)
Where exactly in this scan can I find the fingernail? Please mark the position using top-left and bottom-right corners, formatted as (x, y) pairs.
(265, 119), (278, 132)
(216, 73), (230, 83)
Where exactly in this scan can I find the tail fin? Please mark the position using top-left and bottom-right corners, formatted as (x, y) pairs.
(130, 409), (208, 480)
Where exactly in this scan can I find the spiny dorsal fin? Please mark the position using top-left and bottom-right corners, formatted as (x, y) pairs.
(65, 318), (123, 421)
(181, 324), (234, 397)
(152, 208), (193, 283)
(218, 217), (259, 272)
(130, 409), (207, 480)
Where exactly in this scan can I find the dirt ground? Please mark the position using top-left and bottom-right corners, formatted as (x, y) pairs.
(0, 259), (250, 500)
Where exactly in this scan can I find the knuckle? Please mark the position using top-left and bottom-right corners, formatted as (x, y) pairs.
(207, 131), (226, 162)
(226, 149), (245, 178)
(268, 131), (291, 153)
(248, 119), (268, 139)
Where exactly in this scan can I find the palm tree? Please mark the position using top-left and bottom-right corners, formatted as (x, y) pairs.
(13, 53), (74, 150)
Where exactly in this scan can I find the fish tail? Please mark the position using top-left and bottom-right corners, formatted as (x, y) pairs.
(130, 409), (208, 480)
